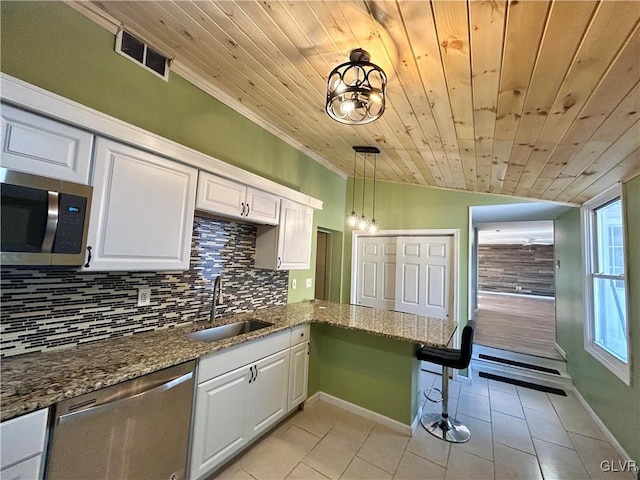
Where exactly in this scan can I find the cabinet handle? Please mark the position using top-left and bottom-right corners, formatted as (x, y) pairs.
(254, 365), (258, 381)
(307, 343), (311, 355)
(246, 204), (250, 216)
(277, 257), (282, 269)
(84, 246), (92, 268)
(248, 365), (254, 383)
(241, 202), (246, 216)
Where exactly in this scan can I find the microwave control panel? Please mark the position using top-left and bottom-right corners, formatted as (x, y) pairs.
(53, 194), (88, 254)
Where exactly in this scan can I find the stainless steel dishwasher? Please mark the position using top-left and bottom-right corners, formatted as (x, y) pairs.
(46, 360), (196, 480)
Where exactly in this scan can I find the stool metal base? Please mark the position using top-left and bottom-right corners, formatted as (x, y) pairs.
(420, 413), (471, 443)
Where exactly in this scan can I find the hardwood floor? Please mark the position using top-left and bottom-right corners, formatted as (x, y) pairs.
(474, 292), (563, 360)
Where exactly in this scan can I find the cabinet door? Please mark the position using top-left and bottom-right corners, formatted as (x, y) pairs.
(278, 199), (313, 270)
(248, 349), (289, 439)
(0, 455), (42, 480)
(190, 366), (251, 480)
(245, 187), (280, 225)
(288, 341), (309, 411)
(85, 138), (197, 271)
(0, 104), (93, 184)
(196, 172), (245, 220)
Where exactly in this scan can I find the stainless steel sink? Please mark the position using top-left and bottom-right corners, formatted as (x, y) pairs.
(188, 319), (273, 343)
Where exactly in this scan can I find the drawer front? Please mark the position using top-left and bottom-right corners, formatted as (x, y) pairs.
(0, 409), (48, 470)
(197, 330), (290, 384)
(290, 324), (310, 346)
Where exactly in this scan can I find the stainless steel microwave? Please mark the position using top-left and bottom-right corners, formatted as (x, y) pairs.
(0, 168), (93, 266)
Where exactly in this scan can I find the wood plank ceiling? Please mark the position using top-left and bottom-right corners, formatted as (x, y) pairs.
(76, 1), (639, 205)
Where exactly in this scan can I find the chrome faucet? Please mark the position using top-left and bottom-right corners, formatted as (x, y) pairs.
(210, 275), (222, 323)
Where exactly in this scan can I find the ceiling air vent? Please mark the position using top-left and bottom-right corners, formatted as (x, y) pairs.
(115, 29), (170, 80)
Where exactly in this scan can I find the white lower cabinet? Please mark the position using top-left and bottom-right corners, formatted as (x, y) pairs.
(288, 341), (309, 411)
(190, 332), (291, 480)
(0, 408), (48, 480)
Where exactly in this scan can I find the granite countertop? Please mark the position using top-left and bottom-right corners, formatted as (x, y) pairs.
(0, 301), (457, 422)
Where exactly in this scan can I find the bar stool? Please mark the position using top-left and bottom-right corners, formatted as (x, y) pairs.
(417, 320), (475, 443)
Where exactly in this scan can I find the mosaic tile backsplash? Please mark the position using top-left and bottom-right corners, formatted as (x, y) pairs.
(0, 216), (289, 357)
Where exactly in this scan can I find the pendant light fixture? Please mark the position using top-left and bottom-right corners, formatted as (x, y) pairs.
(349, 146), (380, 234)
(326, 49), (387, 125)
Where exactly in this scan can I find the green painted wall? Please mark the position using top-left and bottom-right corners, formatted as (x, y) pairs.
(0, 1), (346, 303)
(555, 175), (640, 461)
(308, 323), (419, 425)
(343, 178), (527, 321)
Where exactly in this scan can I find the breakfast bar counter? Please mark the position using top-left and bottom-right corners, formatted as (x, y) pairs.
(1, 301), (457, 423)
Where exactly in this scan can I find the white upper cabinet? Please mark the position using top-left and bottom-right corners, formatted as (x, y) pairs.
(84, 138), (197, 271)
(196, 172), (280, 225)
(0, 104), (93, 184)
(255, 199), (313, 270)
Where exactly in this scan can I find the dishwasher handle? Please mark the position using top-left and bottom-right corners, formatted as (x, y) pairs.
(57, 371), (193, 426)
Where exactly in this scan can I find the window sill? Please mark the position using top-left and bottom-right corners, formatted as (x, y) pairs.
(584, 342), (631, 386)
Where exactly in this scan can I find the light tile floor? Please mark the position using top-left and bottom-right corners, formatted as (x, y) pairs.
(213, 369), (636, 480)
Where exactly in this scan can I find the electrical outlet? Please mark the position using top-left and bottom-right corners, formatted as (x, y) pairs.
(137, 288), (151, 307)
(292, 279), (297, 289)
(306, 278), (312, 288)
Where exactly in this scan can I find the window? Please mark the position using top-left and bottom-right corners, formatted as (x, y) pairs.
(582, 185), (630, 384)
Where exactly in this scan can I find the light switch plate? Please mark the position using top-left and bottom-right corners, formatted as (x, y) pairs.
(292, 279), (297, 289)
(306, 278), (312, 288)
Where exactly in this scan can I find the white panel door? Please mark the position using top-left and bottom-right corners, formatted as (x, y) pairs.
(355, 236), (396, 310)
(86, 138), (197, 271)
(395, 236), (453, 318)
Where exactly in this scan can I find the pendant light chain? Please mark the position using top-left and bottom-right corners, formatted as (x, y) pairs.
(372, 152), (377, 220)
(351, 150), (357, 211)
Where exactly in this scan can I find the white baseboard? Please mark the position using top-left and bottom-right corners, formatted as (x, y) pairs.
(310, 391), (414, 436)
(572, 387), (636, 463)
(555, 343), (567, 360)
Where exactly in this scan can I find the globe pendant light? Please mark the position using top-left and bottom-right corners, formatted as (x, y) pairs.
(350, 146), (380, 233)
(326, 49), (387, 125)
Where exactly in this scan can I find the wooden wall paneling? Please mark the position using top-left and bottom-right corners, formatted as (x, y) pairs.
(398, 1), (469, 189)
(512, 1), (640, 198)
(494, 0), (551, 195)
(478, 244), (555, 296)
(528, 29), (640, 200)
(469, 0), (507, 194)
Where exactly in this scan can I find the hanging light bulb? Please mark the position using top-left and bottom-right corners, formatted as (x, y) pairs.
(347, 149), (358, 227)
(351, 146), (381, 232)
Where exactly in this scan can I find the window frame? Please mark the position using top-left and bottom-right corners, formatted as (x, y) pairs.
(581, 184), (631, 385)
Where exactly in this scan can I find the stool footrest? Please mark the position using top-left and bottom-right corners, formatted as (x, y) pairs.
(423, 387), (443, 403)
